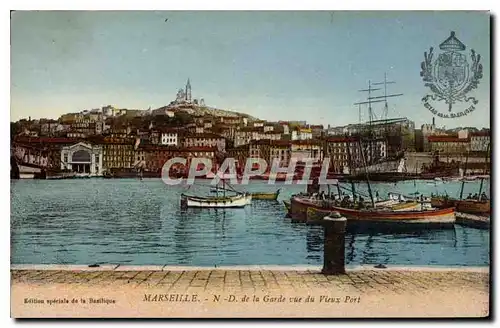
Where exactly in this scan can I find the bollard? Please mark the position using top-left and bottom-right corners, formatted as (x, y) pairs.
(321, 212), (347, 275)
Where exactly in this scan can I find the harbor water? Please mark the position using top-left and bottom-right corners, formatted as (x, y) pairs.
(11, 179), (490, 267)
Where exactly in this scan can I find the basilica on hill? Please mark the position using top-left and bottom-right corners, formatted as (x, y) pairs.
(171, 79), (205, 107)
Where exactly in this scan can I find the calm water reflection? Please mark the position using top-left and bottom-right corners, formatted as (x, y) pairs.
(10, 179), (490, 266)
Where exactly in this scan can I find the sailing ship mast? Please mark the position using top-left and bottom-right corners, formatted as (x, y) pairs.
(372, 73), (403, 121)
(359, 139), (375, 208)
(345, 134), (356, 199)
(354, 81), (383, 163)
(354, 74), (403, 163)
(478, 142), (490, 199)
(459, 150), (469, 200)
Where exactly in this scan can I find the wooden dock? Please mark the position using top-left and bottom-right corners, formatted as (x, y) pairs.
(456, 212), (490, 230)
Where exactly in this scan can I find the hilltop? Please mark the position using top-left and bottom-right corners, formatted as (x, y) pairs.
(153, 104), (259, 121)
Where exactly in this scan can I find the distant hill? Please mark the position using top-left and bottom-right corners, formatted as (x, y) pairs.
(156, 104), (259, 121)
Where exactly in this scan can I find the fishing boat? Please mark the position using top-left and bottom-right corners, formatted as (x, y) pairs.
(294, 196), (455, 228)
(181, 143), (253, 209)
(251, 189), (281, 201)
(431, 146), (491, 215)
(291, 136), (455, 228)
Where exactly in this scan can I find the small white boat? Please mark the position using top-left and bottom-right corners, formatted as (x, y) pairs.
(180, 193), (252, 208)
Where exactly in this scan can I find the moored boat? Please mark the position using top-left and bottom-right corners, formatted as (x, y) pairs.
(292, 196), (455, 228)
(455, 199), (490, 215)
(181, 193), (252, 208)
(431, 197), (490, 215)
(251, 189), (281, 201)
(390, 201), (420, 211)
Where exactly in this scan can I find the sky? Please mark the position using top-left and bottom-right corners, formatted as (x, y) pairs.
(10, 11), (490, 128)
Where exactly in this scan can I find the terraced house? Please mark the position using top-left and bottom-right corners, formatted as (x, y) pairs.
(101, 136), (135, 172)
(182, 132), (226, 152)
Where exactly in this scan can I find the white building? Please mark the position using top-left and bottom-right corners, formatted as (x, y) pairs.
(291, 128), (313, 141)
(60, 142), (103, 176)
(263, 125), (274, 133)
(161, 130), (178, 146)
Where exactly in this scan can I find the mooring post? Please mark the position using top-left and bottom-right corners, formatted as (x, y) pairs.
(321, 213), (347, 275)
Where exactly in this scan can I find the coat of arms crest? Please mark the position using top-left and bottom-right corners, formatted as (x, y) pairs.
(420, 31), (483, 118)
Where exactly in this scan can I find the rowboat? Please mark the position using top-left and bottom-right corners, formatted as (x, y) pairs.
(292, 196), (455, 228)
(180, 193), (252, 208)
(251, 189), (281, 201)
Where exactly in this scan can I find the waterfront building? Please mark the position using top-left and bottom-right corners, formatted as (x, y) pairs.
(133, 148), (146, 168)
(13, 137), (80, 170)
(290, 140), (322, 164)
(470, 131), (490, 152)
(60, 142), (103, 176)
(325, 136), (361, 173)
(142, 144), (177, 173)
(249, 139), (291, 168)
(101, 137), (135, 171)
(249, 139), (269, 161)
(427, 135), (470, 155)
(142, 145), (216, 174)
(227, 144), (249, 170)
(421, 119), (448, 152)
(270, 140), (291, 167)
(360, 138), (388, 164)
(12, 144), (48, 168)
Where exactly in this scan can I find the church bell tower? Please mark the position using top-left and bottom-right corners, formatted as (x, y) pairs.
(185, 79), (192, 103)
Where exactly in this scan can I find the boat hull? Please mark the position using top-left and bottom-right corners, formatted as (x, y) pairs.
(181, 193), (252, 208)
(251, 192), (280, 201)
(431, 197), (490, 215)
(291, 196), (455, 229)
(456, 200), (490, 215)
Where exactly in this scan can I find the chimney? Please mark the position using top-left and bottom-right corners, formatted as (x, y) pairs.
(432, 117), (435, 126)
